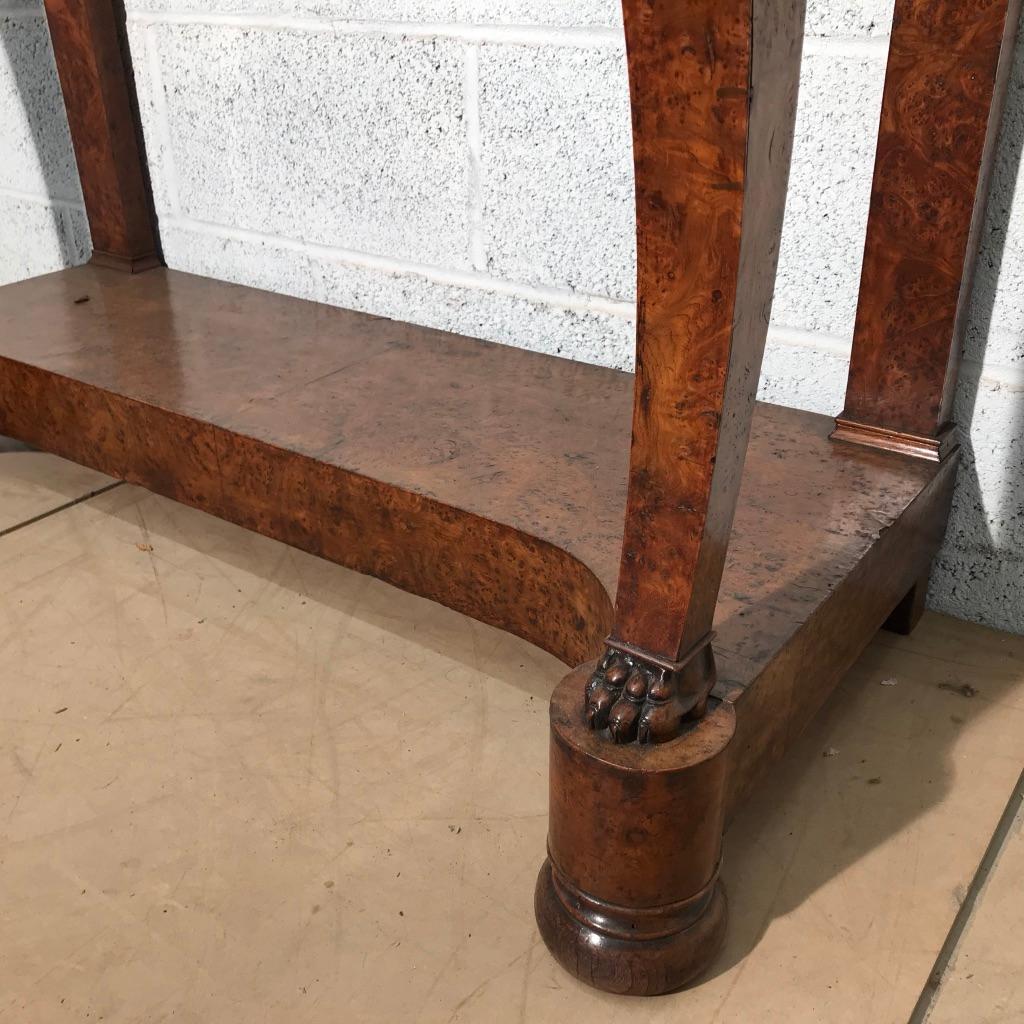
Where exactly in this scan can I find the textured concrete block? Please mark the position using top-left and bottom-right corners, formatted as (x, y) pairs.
(806, 0), (893, 37)
(470, 0), (620, 25)
(478, 43), (634, 298)
(963, 40), (1024, 369)
(930, 544), (1024, 635)
(145, 23), (471, 267)
(947, 453), (1024, 557)
(966, 323), (1024, 371)
(951, 378), (1024, 551)
(0, 12), (82, 200)
(126, 0), (621, 27)
(125, 22), (174, 218)
(773, 52), (886, 339)
(0, 195), (90, 286)
(930, 371), (1023, 634)
(0, 9), (89, 286)
(160, 221), (635, 367)
(757, 333), (849, 415)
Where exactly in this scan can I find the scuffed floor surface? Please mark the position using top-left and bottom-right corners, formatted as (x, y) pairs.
(1, 448), (1022, 1023)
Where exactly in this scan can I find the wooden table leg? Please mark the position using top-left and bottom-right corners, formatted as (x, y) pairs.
(884, 565), (931, 636)
(537, 0), (805, 993)
(536, 670), (734, 994)
(833, 0), (1022, 461)
(43, 0), (161, 272)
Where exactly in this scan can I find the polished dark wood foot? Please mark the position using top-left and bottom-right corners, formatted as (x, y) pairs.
(536, 666), (734, 995)
(884, 567), (931, 636)
(535, 860), (727, 996)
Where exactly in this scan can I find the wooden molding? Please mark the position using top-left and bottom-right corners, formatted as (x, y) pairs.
(89, 249), (164, 274)
(831, 418), (959, 462)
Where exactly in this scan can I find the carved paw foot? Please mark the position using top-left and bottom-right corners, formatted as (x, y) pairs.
(585, 649), (710, 744)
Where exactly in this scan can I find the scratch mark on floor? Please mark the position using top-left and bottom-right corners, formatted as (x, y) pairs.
(4, 725), (55, 826)
(136, 504), (169, 627)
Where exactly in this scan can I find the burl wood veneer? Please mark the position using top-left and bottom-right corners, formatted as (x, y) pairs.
(0, 265), (947, 687)
(42, 0), (159, 272)
(9, 0), (1015, 999)
(834, 0), (1022, 459)
(0, 263), (954, 989)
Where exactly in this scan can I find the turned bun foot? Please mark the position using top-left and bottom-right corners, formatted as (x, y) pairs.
(535, 859), (727, 995)
(537, 664), (735, 996)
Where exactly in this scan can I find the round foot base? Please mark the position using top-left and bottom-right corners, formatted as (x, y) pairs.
(535, 858), (727, 996)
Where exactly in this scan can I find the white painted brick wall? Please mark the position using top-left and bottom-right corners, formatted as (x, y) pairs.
(0, 0), (89, 284)
(772, 46), (888, 341)
(476, 44), (634, 295)
(2, 0), (1023, 634)
(154, 25), (471, 266)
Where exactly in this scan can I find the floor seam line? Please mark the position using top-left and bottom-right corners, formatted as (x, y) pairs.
(0, 480), (124, 540)
(908, 766), (1024, 1023)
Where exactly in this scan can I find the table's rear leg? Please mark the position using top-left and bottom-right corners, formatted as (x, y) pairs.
(43, 0), (161, 273)
(884, 566), (931, 636)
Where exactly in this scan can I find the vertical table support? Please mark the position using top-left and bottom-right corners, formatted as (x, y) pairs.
(43, 0), (160, 272)
(537, 0), (805, 994)
(833, 0), (1022, 460)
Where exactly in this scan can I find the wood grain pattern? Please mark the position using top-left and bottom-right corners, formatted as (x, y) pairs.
(582, 0), (804, 745)
(0, 264), (944, 687)
(837, 0), (1022, 456)
(17, 0), (986, 995)
(0, 260), (954, 915)
(0, 263), (954, 996)
(614, 0), (803, 660)
(0, 261), (955, 819)
(537, 694), (735, 994)
(43, 0), (160, 271)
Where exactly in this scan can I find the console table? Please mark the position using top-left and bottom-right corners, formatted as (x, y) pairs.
(1, 0), (1017, 996)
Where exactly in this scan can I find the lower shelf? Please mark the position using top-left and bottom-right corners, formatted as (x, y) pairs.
(0, 263), (955, 808)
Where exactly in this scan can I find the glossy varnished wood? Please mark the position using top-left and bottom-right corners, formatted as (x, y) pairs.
(836, 0), (1021, 457)
(0, 260), (958, 993)
(0, 264), (956, 995)
(537, 693), (734, 994)
(543, 0), (807, 983)
(610, 0), (803, 675)
(43, 0), (160, 271)
(22, 0), (990, 998)
(0, 264), (945, 683)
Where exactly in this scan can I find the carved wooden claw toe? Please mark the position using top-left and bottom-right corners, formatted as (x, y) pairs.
(584, 644), (716, 745)
(583, 654), (629, 731)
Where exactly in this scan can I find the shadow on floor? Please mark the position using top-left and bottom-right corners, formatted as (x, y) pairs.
(56, 478), (1023, 998)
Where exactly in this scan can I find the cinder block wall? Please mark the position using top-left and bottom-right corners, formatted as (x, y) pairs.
(2, 0), (1023, 633)
(0, 0), (89, 284)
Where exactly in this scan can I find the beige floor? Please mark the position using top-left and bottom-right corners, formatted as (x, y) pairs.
(929, 794), (1024, 1024)
(1, 449), (1022, 1024)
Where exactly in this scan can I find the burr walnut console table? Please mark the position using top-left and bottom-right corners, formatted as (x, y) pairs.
(2, 0), (1018, 997)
